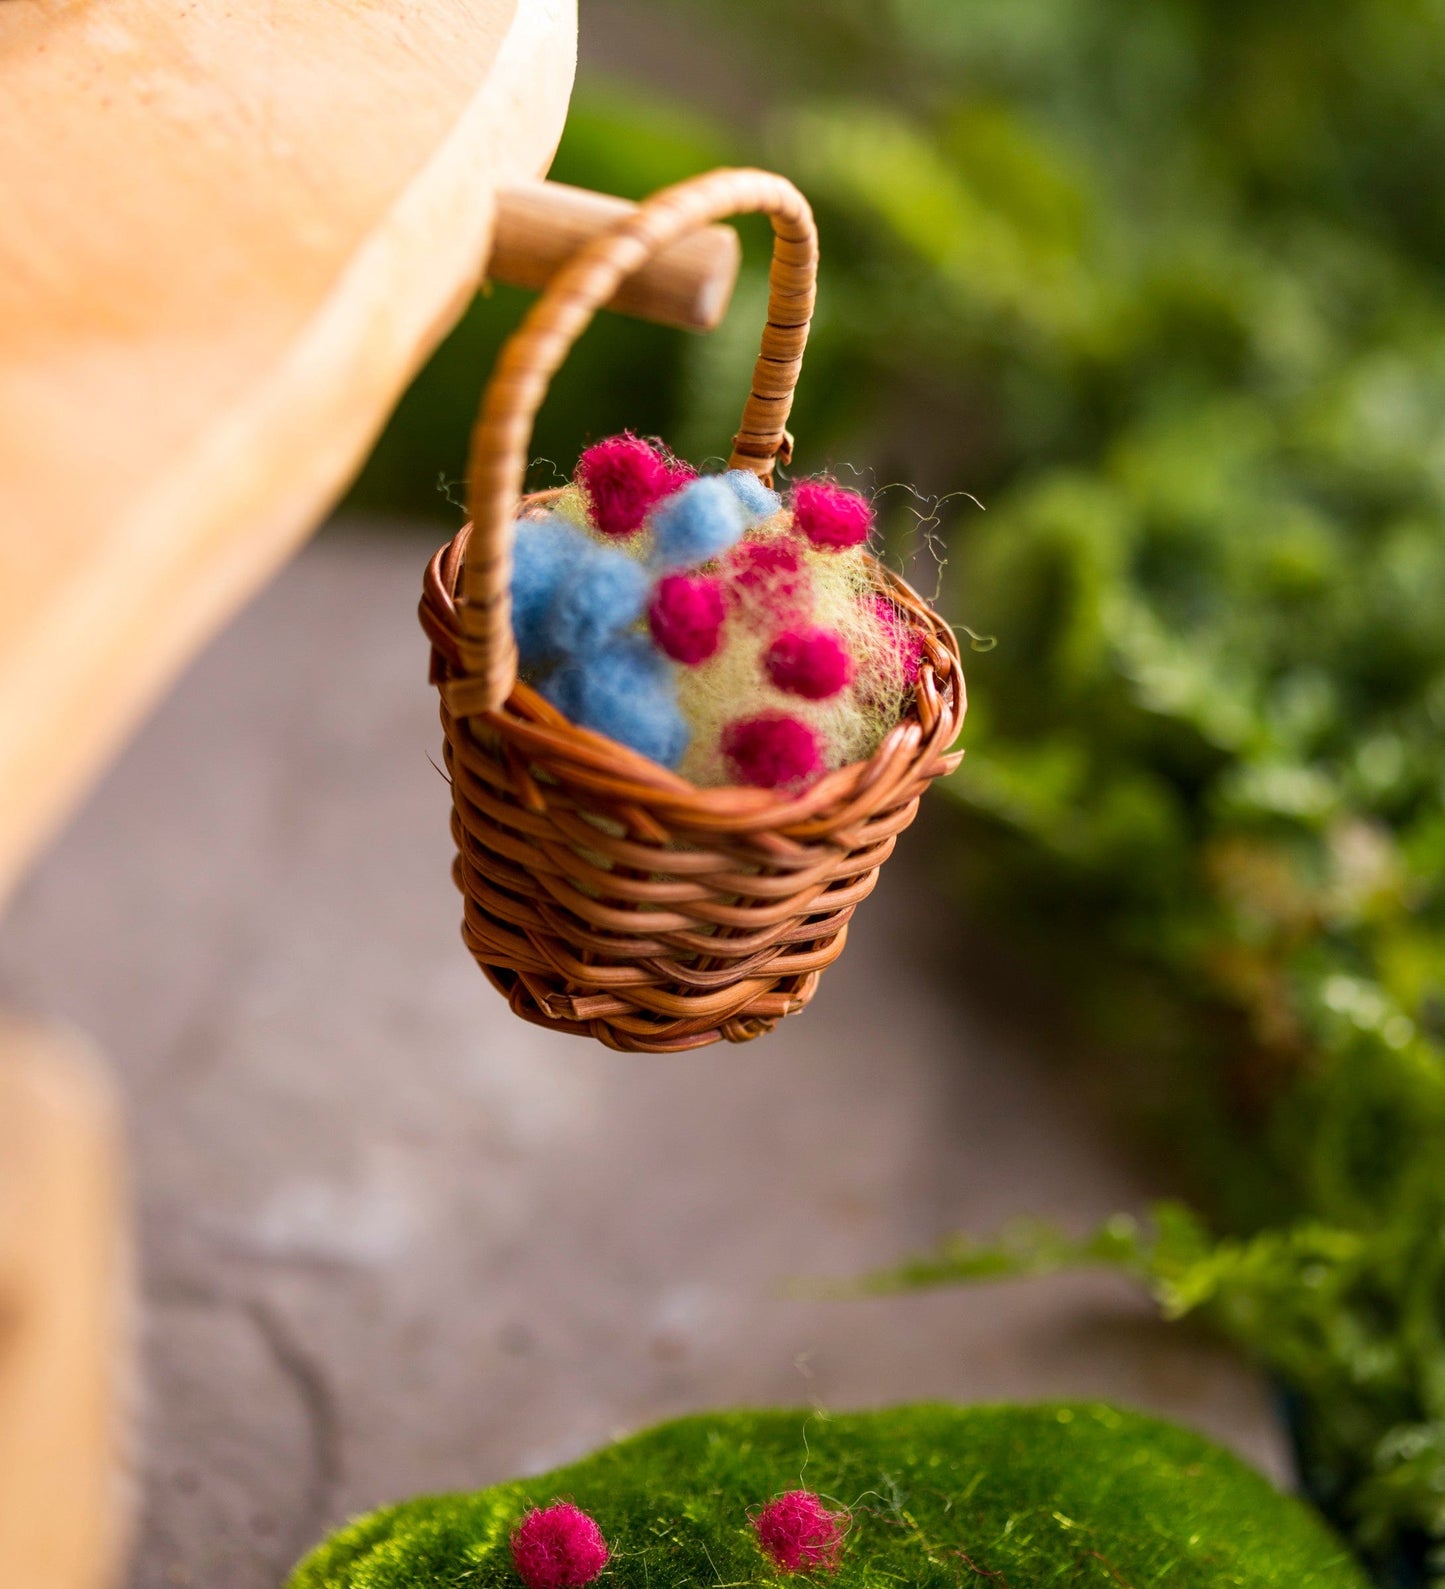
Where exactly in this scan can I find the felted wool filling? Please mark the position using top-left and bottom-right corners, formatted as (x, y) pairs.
(509, 444), (928, 788)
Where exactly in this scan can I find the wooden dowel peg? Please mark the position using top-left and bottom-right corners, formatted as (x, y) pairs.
(0, 1016), (130, 1589)
(488, 180), (742, 332)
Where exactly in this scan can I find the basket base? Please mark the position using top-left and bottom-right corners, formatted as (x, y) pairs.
(477, 959), (821, 1053)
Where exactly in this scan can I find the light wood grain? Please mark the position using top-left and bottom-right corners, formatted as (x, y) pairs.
(0, 1017), (129, 1589)
(0, 0), (577, 908)
(491, 180), (741, 331)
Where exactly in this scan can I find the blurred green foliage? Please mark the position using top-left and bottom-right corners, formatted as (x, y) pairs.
(353, 1), (1445, 1578)
(686, 1), (1445, 1577)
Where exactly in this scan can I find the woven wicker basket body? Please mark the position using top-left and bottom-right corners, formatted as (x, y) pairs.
(422, 169), (966, 1052)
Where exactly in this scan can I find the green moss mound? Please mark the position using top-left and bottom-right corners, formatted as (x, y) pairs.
(288, 1403), (1369, 1589)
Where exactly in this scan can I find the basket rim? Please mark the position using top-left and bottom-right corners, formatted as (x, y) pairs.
(421, 505), (966, 837)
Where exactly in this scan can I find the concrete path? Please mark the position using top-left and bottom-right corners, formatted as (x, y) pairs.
(0, 529), (1286, 1589)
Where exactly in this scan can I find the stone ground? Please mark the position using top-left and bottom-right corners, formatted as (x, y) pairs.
(0, 528), (1287, 1589)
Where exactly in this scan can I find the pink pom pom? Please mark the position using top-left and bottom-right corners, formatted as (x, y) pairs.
(721, 714), (824, 790)
(753, 1490), (848, 1573)
(649, 573), (726, 665)
(510, 1504), (609, 1589)
(790, 480), (874, 550)
(577, 434), (677, 538)
(663, 458), (698, 493)
(870, 595), (924, 685)
(724, 538), (812, 624)
(764, 627), (855, 700)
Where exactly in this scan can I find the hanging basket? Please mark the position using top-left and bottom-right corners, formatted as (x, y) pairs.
(419, 168), (966, 1053)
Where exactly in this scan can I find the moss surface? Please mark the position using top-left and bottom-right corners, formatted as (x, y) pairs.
(289, 1403), (1369, 1589)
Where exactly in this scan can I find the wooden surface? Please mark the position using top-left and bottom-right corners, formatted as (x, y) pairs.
(0, 1018), (128, 1589)
(491, 181), (741, 331)
(0, 0), (577, 909)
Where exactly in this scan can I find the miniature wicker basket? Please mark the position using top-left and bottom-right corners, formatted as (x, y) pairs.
(419, 168), (965, 1053)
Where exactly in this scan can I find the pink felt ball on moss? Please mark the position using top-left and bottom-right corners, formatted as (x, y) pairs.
(510, 1503), (609, 1589)
(764, 626), (855, 700)
(577, 434), (677, 538)
(721, 713), (824, 789)
(753, 1490), (848, 1573)
(790, 480), (874, 550)
(649, 573), (727, 664)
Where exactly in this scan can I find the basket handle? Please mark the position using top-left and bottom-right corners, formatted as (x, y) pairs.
(457, 167), (818, 711)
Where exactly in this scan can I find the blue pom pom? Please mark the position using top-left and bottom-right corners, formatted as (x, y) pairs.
(510, 513), (591, 669)
(722, 468), (781, 523)
(540, 636), (688, 768)
(544, 544), (650, 658)
(650, 477), (745, 571)
(538, 663), (584, 720)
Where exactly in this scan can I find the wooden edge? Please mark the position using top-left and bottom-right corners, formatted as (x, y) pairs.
(489, 180), (742, 331)
(0, 0), (576, 911)
(0, 1015), (131, 1589)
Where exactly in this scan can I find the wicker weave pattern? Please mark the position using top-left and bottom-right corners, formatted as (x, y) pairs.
(423, 169), (966, 1051)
